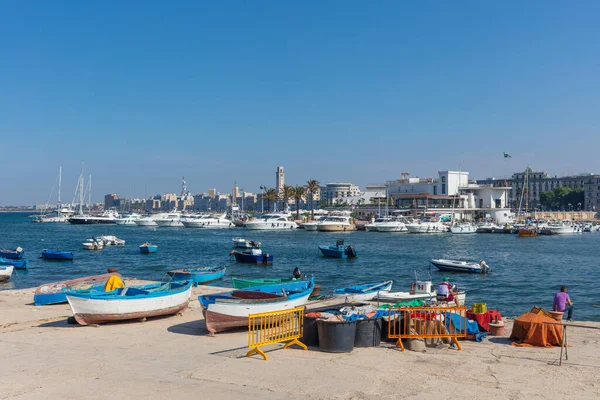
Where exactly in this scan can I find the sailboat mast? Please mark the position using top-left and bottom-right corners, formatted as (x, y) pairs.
(88, 174), (92, 212)
(58, 166), (62, 208)
(78, 163), (84, 215)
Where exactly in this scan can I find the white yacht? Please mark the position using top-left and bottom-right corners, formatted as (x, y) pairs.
(33, 207), (75, 223)
(316, 214), (356, 232)
(406, 219), (447, 233)
(182, 214), (233, 229)
(115, 213), (142, 226)
(244, 213), (298, 230)
(134, 214), (164, 227)
(69, 209), (120, 225)
(302, 215), (327, 231)
(545, 221), (582, 234)
(450, 222), (477, 234)
(155, 211), (184, 227)
(365, 217), (407, 232)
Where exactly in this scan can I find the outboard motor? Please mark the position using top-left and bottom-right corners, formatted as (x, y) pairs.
(262, 253), (270, 264)
(345, 246), (357, 258)
(293, 267), (302, 279)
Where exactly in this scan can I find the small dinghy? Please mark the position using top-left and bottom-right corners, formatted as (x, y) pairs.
(231, 248), (273, 264)
(199, 278), (314, 334)
(333, 280), (393, 301)
(139, 243), (158, 254)
(167, 266), (226, 286)
(0, 247), (24, 260)
(231, 277), (297, 289)
(41, 249), (74, 261)
(232, 237), (261, 249)
(66, 280), (193, 325)
(430, 259), (491, 274)
(33, 272), (122, 306)
(0, 257), (28, 270)
(83, 238), (104, 250)
(0, 266), (14, 282)
(318, 240), (357, 259)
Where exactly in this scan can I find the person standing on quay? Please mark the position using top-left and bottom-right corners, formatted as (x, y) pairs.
(553, 286), (574, 321)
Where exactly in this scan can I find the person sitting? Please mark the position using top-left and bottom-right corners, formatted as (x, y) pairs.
(553, 285), (574, 321)
(437, 277), (460, 306)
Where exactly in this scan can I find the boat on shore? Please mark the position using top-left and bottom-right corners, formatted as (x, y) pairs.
(34, 272), (122, 306)
(0, 257), (28, 270)
(0, 247), (24, 260)
(333, 280), (393, 301)
(167, 266), (226, 286)
(139, 243), (158, 254)
(41, 249), (74, 261)
(0, 266), (14, 282)
(199, 278), (314, 334)
(231, 277), (298, 289)
(66, 280), (193, 325)
(430, 259), (491, 273)
(318, 240), (357, 259)
(375, 280), (466, 305)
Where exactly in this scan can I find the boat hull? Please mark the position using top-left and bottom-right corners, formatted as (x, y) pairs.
(333, 281), (393, 301)
(302, 223), (319, 231)
(0, 266), (14, 282)
(167, 267), (226, 285)
(233, 252), (273, 264)
(68, 217), (116, 224)
(66, 282), (192, 325)
(430, 260), (485, 273)
(155, 220), (184, 227)
(318, 246), (346, 258)
(406, 224), (446, 233)
(450, 225), (477, 234)
(182, 221), (233, 229)
(0, 258), (28, 270)
(134, 220), (158, 227)
(231, 277), (296, 289)
(139, 246), (158, 254)
(41, 251), (74, 261)
(0, 249), (24, 260)
(244, 221), (298, 230)
(34, 273), (121, 306)
(317, 224), (356, 232)
(376, 225), (407, 232)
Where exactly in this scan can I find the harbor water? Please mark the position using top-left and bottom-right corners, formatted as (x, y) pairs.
(1, 212), (598, 321)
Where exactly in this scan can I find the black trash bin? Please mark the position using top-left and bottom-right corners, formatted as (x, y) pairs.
(302, 316), (319, 347)
(354, 318), (382, 347)
(317, 319), (357, 353)
(381, 314), (404, 342)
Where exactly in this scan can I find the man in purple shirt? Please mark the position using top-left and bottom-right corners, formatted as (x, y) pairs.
(553, 286), (573, 321)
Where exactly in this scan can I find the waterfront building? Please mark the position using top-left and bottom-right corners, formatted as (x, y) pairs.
(583, 176), (600, 212)
(320, 182), (360, 206)
(276, 166), (285, 195)
(104, 194), (119, 209)
(208, 188), (216, 198)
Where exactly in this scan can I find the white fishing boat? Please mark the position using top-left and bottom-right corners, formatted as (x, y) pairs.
(244, 213), (298, 230)
(430, 259), (491, 274)
(450, 223), (477, 234)
(115, 213), (142, 225)
(155, 211), (184, 227)
(375, 280), (466, 305)
(199, 278), (314, 334)
(182, 214), (233, 229)
(406, 219), (447, 233)
(0, 266), (14, 282)
(66, 281), (193, 325)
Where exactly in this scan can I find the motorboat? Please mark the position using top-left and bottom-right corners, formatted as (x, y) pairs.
(450, 223), (477, 234)
(545, 221), (582, 235)
(406, 219), (447, 234)
(134, 214), (162, 227)
(316, 213), (356, 232)
(232, 237), (261, 248)
(199, 278), (314, 335)
(155, 211), (184, 227)
(82, 238), (104, 251)
(518, 226), (538, 237)
(332, 280), (393, 301)
(244, 213), (298, 230)
(115, 213), (142, 225)
(430, 259), (491, 274)
(302, 215), (327, 231)
(139, 243), (158, 254)
(375, 280), (466, 305)
(0, 266), (14, 282)
(0, 257), (28, 270)
(69, 209), (120, 225)
(231, 248), (273, 264)
(365, 217), (407, 232)
(99, 236), (125, 246)
(41, 249), (74, 261)
(181, 214), (233, 229)
(318, 240), (357, 258)
(0, 247), (24, 260)
(66, 280), (193, 325)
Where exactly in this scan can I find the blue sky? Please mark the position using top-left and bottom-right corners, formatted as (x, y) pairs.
(1, 1), (599, 205)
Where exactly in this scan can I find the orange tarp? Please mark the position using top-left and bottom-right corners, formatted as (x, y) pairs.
(510, 312), (563, 347)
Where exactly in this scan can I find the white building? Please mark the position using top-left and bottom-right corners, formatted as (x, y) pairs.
(320, 182), (361, 206)
(276, 166), (284, 195)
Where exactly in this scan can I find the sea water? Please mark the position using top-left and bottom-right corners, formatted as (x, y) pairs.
(1, 212), (598, 321)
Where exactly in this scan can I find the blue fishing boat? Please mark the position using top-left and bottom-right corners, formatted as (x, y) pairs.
(199, 277), (314, 334)
(333, 280), (393, 301)
(167, 266), (226, 286)
(0, 257), (29, 270)
(34, 272), (122, 306)
(41, 249), (74, 261)
(318, 240), (357, 259)
(139, 243), (158, 254)
(0, 247), (24, 260)
(231, 249), (273, 264)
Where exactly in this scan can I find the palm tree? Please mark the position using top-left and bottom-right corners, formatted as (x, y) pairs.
(293, 186), (305, 220)
(282, 184), (295, 213)
(305, 179), (320, 220)
(264, 188), (278, 212)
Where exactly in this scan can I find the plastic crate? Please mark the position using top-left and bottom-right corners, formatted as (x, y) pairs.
(530, 306), (550, 317)
(472, 303), (487, 314)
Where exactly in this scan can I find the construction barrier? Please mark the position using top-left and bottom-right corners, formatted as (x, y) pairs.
(387, 306), (467, 351)
(247, 306), (307, 361)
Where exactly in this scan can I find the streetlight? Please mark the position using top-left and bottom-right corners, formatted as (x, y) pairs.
(577, 202), (581, 211)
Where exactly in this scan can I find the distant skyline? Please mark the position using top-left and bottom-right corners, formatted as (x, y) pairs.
(2, 2), (599, 205)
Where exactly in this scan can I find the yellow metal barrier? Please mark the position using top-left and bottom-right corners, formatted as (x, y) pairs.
(247, 306), (307, 361)
(387, 306), (467, 351)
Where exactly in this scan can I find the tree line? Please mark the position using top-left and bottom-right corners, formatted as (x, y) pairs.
(261, 179), (320, 219)
(539, 187), (585, 211)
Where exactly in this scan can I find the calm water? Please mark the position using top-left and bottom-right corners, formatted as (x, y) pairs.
(1, 212), (599, 321)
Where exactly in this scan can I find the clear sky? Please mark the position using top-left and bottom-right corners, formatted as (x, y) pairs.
(2, 1), (599, 205)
